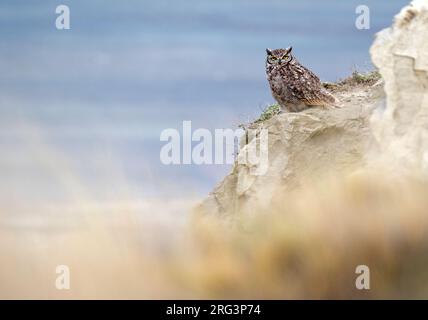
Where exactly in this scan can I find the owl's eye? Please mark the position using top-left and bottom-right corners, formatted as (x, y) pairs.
(283, 55), (289, 60)
(268, 56), (277, 63)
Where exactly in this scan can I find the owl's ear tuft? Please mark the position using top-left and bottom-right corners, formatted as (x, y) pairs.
(286, 46), (293, 54)
(266, 48), (273, 55)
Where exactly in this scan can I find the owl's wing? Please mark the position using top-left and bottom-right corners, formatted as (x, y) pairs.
(301, 97), (331, 106)
(288, 63), (336, 106)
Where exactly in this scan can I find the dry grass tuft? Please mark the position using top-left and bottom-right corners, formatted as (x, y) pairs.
(171, 171), (428, 299)
(2, 168), (428, 299)
(325, 70), (381, 92)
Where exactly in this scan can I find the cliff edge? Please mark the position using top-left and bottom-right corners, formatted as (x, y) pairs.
(200, 0), (428, 217)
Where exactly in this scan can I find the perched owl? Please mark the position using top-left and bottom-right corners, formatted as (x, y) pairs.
(266, 47), (337, 112)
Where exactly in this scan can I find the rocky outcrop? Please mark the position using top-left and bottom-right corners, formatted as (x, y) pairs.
(200, 0), (428, 216)
(370, 0), (428, 173)
(201, 82), (384, 216)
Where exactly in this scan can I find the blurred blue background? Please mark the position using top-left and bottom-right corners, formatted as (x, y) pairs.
(0, 0), (409, 207)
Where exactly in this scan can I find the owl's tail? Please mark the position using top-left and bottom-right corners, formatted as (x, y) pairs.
(303, 90), (341, 108)
(323, 90), (341, 108)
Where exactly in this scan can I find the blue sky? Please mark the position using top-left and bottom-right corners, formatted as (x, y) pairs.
(0, 0), (410, 204)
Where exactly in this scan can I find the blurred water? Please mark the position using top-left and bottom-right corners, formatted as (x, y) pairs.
(0, 0), (409, 207)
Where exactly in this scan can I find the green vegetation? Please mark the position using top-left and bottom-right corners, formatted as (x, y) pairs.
(336, 70), (381, 87)
(322, 70), (381, 92)
(254, 103), (281, 123)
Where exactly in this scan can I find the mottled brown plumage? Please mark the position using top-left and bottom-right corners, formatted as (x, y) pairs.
(266, 47), (337, 112)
